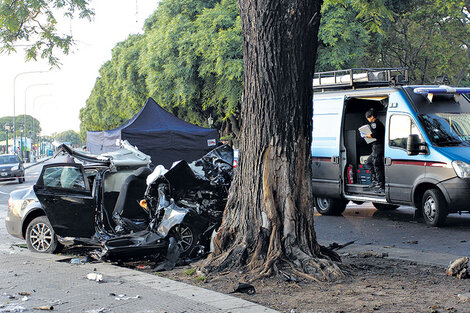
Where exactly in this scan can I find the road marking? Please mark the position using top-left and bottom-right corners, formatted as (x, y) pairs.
(0, 190), (9, 195)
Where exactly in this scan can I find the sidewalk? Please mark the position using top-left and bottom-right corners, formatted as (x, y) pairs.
(24, 156), (53, 169)
(0, 248), (278, 313)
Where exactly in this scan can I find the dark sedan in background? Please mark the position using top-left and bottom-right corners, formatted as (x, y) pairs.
(0, 154), (25, 183)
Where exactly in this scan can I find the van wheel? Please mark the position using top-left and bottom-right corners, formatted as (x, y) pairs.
(372, 203), (399, 211)
(314, 197), (347, 216)
(422, 189), (448, 227)
(25, 216), (62, 253)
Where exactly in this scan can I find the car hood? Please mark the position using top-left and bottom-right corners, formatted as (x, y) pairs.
(437, 146), (470, 164)
(56, 141), (151, 168)
(0, 163), (20, 169)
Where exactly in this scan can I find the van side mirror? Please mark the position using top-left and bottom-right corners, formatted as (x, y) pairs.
(407, 134), (427, 155)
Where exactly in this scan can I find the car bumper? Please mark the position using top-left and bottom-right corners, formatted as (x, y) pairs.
(0, 170), (24, 181)
(438, 177), (470, 212)
(5, 207), (24, 239)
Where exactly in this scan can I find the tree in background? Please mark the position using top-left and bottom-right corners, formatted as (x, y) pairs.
(79, 0), (469, 142)
(318, 0), (470, 85)
(54, 130), (82, 146)
(79, 0), (243, 141)
(0, 115), (41, 141)
(0, 0), (94, 67)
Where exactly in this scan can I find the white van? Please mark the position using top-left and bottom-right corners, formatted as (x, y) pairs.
(312, 68), (470, 226)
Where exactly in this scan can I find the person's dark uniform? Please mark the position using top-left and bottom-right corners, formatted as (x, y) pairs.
(365, 109), (385, 191)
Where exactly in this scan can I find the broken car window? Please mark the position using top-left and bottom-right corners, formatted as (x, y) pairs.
(43, 166), (86, 190)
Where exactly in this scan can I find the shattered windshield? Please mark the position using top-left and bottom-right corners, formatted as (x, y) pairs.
(418, 113), (470, 146)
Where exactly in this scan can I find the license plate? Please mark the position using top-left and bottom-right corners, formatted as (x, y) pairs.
(1, 173), (7, 176)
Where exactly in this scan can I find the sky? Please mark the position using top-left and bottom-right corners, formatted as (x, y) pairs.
(0, 0), (160, 136)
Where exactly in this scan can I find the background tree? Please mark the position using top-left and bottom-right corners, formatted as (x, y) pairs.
(0, 0), (94, 66)
(202, 0), (343, 280)
(54, 129), (83, 146)
(79, 0), (243, 142)
(0, 115), (41, 141)
(79, 0), (469, 144)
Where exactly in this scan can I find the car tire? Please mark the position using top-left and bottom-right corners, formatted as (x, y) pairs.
(372, 203), (399, 211)
(421, 189), (448, 227)
(169, 223), (198, 257)
(25, 216), (61, 253)
(314, 197), (347, 216)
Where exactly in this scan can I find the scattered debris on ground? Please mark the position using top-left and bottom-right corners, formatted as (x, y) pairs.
(446, 257), (469, 279)
(86, 273), (104, 283)
(151, 254), (470, 313)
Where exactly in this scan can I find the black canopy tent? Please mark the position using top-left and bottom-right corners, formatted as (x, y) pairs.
(86, 98), (219, 168)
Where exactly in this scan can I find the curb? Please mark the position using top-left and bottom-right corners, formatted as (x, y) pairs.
(24, 156), (53, 169)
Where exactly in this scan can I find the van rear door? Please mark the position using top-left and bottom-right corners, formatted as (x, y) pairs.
(311, 96), (345, 198)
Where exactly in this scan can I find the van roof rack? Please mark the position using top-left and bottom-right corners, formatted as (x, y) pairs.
(313, 68), (409, 90)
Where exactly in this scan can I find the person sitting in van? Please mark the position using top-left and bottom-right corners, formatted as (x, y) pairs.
(365, 108), (385, 192)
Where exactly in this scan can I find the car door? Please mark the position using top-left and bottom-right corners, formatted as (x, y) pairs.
(385, 113), (426, 203)
(33, 163), (96, 238)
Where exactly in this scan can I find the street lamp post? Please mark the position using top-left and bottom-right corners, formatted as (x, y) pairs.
(24, 84), (50, 140)
(20, 127), (24, 159)
(13, 71), (48, 152)
(32, 94), (53, 143)
(4, 123), (11, 154)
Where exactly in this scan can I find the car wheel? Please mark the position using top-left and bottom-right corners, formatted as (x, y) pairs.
(25, 216), (60, 253)
(169, 223), (197, 257)
(314, 197), (347, 216)
(372, 203), (399, 211)
(422, 189), (448, 227)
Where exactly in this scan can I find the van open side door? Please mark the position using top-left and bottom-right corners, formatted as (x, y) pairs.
(311, 96), (346, 198)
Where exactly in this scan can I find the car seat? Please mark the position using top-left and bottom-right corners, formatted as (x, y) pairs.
(112, 167), (152, 232)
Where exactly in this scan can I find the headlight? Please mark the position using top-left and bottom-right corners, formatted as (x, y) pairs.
(452, 160), (470, 178)
(10, 166), (18, 171)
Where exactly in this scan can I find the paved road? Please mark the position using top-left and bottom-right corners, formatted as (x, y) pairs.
(0, 156), (277, 313)
(0, 156), (55, 252)
(315, 202), (470, 266)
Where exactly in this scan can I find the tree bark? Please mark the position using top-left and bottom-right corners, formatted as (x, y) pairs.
(203, 0), (343, 281)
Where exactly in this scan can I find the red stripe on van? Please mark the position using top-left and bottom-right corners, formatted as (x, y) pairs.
(391, 160), (447, 167)
(311, 157), (331, 162)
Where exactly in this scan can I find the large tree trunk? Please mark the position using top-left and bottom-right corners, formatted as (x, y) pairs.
(204, 0), (343, 281)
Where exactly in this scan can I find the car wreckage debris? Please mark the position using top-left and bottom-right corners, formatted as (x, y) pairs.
(92, 145), (234, 270)
(86, 273), (104, 282)
(446, 257), (469, 279)
(231, 283), (256, 295)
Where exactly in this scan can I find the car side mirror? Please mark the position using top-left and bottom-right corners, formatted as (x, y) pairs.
(407, 134), (427, 156)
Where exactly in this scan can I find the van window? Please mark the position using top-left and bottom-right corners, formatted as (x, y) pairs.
(389, 114), (422, 149)
(418, 113), (470, 146)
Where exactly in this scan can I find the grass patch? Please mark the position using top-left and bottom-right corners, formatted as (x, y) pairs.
(185, 268), (196, 276)
(195, 275), (207, 282)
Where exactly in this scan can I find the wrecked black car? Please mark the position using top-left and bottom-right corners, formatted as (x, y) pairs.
(6, 141), (233, 263)
(101, 144), (233, 260)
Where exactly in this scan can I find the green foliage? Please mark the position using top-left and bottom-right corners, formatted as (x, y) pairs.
(54, 129), (82, 146)
(0, 0), (94, 67)
(80, 0), (242, 140)
(184, 268), (196, 276)
(0, 115), (41, 141)
(366, 0), (470, 84)
(317, 0), (470, 85)
(80, 0), (470, 141)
